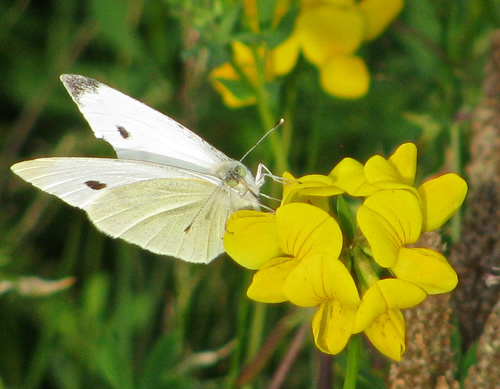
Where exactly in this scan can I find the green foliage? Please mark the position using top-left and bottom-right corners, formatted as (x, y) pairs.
(0, 0), (496, 387)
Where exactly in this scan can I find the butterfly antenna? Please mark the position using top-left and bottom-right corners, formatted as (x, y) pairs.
(240, 118), (284, 162)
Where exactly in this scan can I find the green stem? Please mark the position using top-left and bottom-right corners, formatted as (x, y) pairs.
(449, 120), (463, 241)
(247, 302), (267, 361)
(229, 48), (289, 176)
(250, 45), (288, 176)
(343, 334), (361, 389)
(351, 246), (379, 292)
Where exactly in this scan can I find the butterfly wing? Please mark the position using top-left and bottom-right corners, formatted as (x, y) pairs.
(60, 74), (231, 173)
(85, 178), (233, 263)
(11, 157), (245, 263)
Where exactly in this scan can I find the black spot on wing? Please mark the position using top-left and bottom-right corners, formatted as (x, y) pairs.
(116, 125), (131, 139)
(60, 74), (100, 101)
(85, 180), (107, 190)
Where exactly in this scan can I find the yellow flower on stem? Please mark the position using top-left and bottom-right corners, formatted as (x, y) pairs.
(357, 189), (458, 294)
(211, 0), (404, 106)
(224, 203), (343, 303)
(294, 0), (403, 98)
(225, 202), (361, 355)
(353, 278), (426, 360)
(294, 0), (368, 98)
(223, 141), (467, 363)
(331, 143), (468, 232)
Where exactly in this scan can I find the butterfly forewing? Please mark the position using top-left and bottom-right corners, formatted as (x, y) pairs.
(60, 74), (231, 173)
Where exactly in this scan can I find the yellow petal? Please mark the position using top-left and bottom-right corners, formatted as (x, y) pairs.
(282, 171), (333, 212)
(364, 310), (406, 361)
(247, 256), (300, 303)
(282, 171), (298, 199)
(358, 0), (404, 41)
(296, 4), (364, 65)
(232, 41), (256, 68)
(357, 205), (400, 267)
(277, 203), (343, 259)
(354, 279), (426, 332)
(319, 55), (370, 99)
(281, 174), (343, 210)
(357, 190), (422, 267)
(388, 143), (417, 186)
(329, 157), (378, 196)
(224, 210), (282, 269)
(210, 62), (257, 108)
(284, 253), (360, 307)
(231, 40), (262, 86)
(312, 299), (358, 355)
(392, 247), (458, 294)
(290, 175), (343, 196)
(364, 154), (415, 190)
(268, 34), (300, 77)
(417, 173), (468, 231)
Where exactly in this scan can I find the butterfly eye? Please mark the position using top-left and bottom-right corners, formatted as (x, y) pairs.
(235, 164), (246, 178)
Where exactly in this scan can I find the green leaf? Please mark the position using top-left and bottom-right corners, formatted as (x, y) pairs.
(138, 332), (186, 389)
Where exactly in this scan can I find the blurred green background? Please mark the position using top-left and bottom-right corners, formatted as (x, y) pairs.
(0, 0), (495, 388)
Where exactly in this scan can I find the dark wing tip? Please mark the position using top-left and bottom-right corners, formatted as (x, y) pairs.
(60, 74), (100, 101)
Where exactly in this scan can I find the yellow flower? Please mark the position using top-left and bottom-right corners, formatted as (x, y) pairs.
(331, 143), (468, 231)
(225, 202), (360, 355)
(353, 279), (426, 360)
(211, 0), (404, 106)
(357, 189), (458, 294)
(210, 2), (299, 108)
(224, 203), (343, 303)
(223, 141), (467, 361)
(294, 0), (403, 99)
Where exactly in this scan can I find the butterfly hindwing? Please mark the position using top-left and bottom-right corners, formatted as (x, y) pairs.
(86, 178), (229, 263)
(11, 157), (230, 263)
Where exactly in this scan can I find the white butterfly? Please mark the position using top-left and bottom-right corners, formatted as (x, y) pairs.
(11, 74), (265, 264)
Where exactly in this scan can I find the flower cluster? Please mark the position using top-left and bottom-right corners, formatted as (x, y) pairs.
(211, 0), (404, 107)
(224, 143), (467, 360)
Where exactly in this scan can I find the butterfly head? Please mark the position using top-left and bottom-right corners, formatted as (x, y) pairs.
(217, 161), (260, 200)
